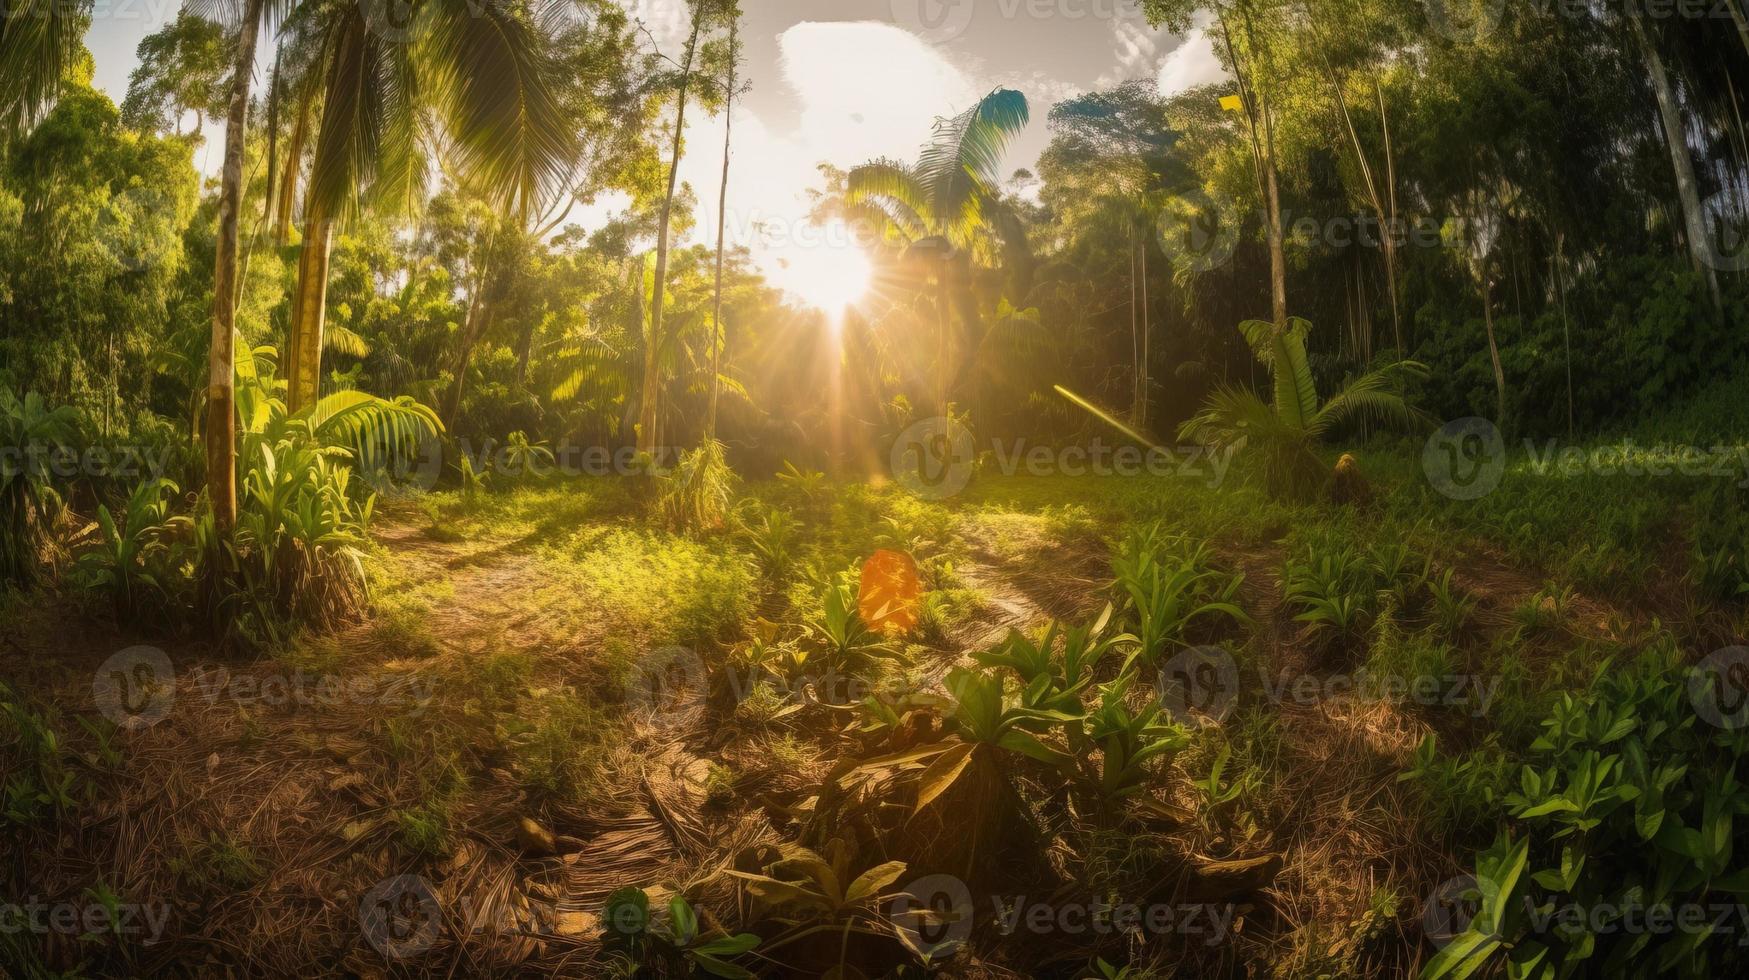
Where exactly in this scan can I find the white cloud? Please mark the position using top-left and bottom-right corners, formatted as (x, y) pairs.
(1156, 27), (1229, 97)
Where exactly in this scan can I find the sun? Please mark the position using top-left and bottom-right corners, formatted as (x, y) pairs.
(779, 241), (873, 313)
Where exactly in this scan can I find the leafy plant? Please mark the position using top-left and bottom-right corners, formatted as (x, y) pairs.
(1117, 551), (1248, 669)
(975, 605), (1124, 715)
(775, 460), (826, 503)
(738, 502), (798, 578)
(0, 388), (80, 585)
(1191, 742), (1261, 844)
(1283, 540), (1376, 641)
(1425, 651), (1749, 979)
(807, 571), (890, 669)
(1178, 318), (1427, 497)
(603, 887), (761, 978)
(658, 438), (736, 532)
(72, 476), (188, 622)
(1079, 675), (1190, 819)
(499, 430), (554, 482)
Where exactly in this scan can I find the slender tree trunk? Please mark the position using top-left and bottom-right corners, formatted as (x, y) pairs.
(1129, 222), (1140, 421)
(639, 15), (701, 454)
(706, 14), (738, 442)
(445, 246), (494, 426)
(1480, 265), (1505, 427)
(937, 266), (952, 416)
(1555, 234), (1574, 438)
(276, 93), (309, 246)
(286, 207), (333, 413)
(1140, 217), (1151, 429)
(206, 0), (263, 530)
(1263, 99), (1287, 329)
(1632, 14), (1721, 310)
(263, 51), (279, 246)
(1215, 11), (1285, 330)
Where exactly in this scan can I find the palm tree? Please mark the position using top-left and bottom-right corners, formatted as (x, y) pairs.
(1179, 318), (1426, 497)
(279, 0), (576, 414)
(0, 0), (87, 147)
(843, 88), (1029, 415)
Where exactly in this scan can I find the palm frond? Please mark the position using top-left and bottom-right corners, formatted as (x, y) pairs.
(0, 0), (88, 143)
(305, 390), (443, 475)
(844, 160), (931, 242)
(915, 88), (1028, 235)
(306, 8), (381, 220)
(323, 323), (372, 357)
(1309, 361), (1432, 438)
(425, 0), (576, 221)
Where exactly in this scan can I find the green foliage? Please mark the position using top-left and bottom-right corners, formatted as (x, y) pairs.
(657, 438), (735, 532)
(1180, 319), (1427, 497)
(1425, 652), (1749, 979)
(0, 388), (80, 585)
(1112, 524), (1248, 668)
(603, 887), (761, 979)
(1079, 674), (1190, 817)
(71, 476), (187, 623)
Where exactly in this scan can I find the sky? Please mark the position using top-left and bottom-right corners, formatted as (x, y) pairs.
(82, 0), (1228, 305)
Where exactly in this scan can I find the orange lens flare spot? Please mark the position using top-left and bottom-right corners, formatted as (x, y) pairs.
(859, 549), (922, 636)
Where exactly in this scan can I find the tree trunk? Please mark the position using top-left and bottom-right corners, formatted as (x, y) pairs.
(206, 0), (263, 530)
(1129, 222), (1140, 421)
(286, 207), (333, 413)
(446, 247), (495, 427)
(937, 266), (952, 416)
(638, 15), (701, 454)
(1139, 217), (1151, 429)
(1263, 99), (1287, 329)
(1555, 234), (1574, 437)
(1632, 14), (1721, 310)
(1480, 266), (1505, 427)
(707, 14), (738, 443)
(276, 92), (309, 246)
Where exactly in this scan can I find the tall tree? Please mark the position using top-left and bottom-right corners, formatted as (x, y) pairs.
(206, 0), (269, 530)
(282, 0), (577, 414)
(638, 1), (708, 454)
(1143, 0), (1291, 329)
(1628, 12), (1721, 311)
(706, 5), (742, 441)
